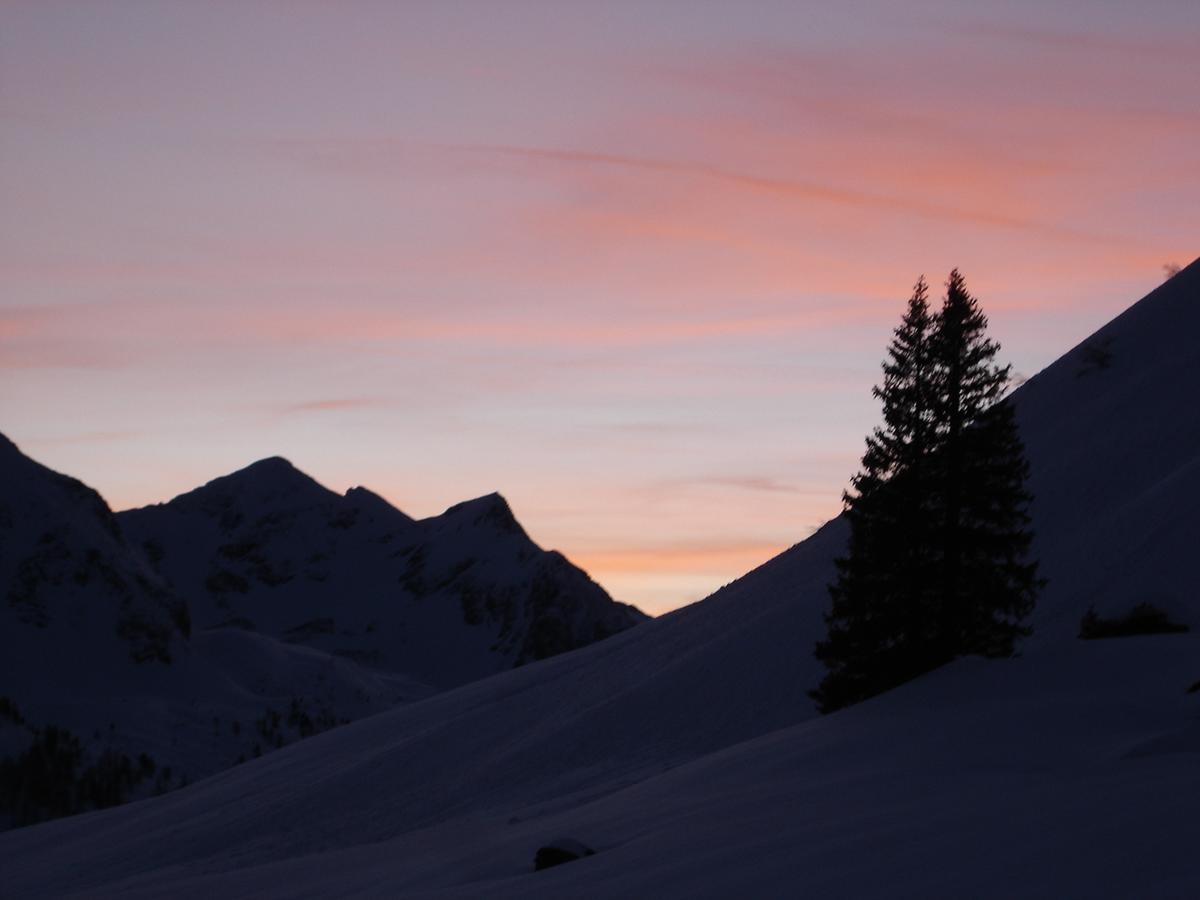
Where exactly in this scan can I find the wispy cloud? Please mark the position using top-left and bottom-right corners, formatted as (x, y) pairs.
(469, 142), (1088, 236)
(24, 430), (144, 446)
(276, 397), (385, 415)
(667, 475), (812, 495)
(951, 21), (1200, 59)
(227, 304), (889, 350)
(0, 343), (134, 370)
(277, 138), (1131, 244)
(603, 421), (722, 436)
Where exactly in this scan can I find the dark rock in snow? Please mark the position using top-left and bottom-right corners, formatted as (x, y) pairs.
(534, 838), (595, 871)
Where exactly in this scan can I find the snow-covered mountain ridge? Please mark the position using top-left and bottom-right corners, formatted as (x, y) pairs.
(119, 457), (645, 688)
(2, 258), (1196, 896)
(0, 440), (644, 828)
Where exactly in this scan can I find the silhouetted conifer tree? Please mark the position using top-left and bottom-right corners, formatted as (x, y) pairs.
(812, 271), (1039, 713)
(927, 271), (1039, 659)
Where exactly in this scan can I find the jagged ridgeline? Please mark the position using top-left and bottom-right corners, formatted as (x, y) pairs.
(0, 438), (645, 827)
(118, 457), (645, 687)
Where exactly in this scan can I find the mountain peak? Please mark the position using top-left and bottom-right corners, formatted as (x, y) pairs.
(445, 491), (510, 514)
(438, 492), (524, 536)
(344, 484), (386, 504)
(206, 455), (321, 493)
(159, 455), (336, 514)
(243, 455), (297, 473)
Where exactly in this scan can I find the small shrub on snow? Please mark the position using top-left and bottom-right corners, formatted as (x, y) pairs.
(1078, 603), (1188, 640)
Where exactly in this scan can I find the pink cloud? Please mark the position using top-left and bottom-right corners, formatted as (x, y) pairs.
(949, 21), (1200, 58)
(276, 397), (386, 414)
(222, 302), (893, 350)
(23, 430), (143, 446)
(664, 475), (814, 495)
(0, 342), (132, 371)
(272, 137), (1135, 245)
(443, 143), (1114, 241)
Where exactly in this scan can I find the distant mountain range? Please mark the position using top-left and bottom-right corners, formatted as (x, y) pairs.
(0, 442), (644, 826)
(120, 456), (643, 687)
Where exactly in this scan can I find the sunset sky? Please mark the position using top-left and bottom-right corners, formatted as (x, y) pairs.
(3, 1), (1197, 614)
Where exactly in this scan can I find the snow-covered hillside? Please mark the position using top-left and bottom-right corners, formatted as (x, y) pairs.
(1015, 260), (1200, 639)
(2, 258), (1196, 896)
(6, 632), (1198, 898)
(119, 459), (645, 688)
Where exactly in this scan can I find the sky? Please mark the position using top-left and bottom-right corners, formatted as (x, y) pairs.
(3, 1), (1198, 614)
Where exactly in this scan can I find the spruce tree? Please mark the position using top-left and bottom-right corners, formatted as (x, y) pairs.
(812, 278), (939, 713)
(927, 270), (1039, 659)
(812, 271), (1039, 714)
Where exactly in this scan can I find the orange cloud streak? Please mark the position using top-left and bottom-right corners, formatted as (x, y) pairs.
(224, 303), (891, 349)
(277, 397), (384, 414)
(574, 541), (790, 577)
(445, 143), (1127, 244)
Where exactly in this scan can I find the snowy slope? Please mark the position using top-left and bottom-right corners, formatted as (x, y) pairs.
(7, 634), (1197, 898)
(1015, 259), (1200, 639)
(2, 258), (1197, 895)
(119, 460), (645, 688)
(0, 518), (846, 885)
